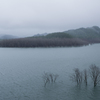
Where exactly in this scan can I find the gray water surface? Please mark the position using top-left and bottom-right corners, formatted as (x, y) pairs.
(0, 44), (100, 100)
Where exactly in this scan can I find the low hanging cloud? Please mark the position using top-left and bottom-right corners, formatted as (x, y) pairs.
(0, 0), (100, 37)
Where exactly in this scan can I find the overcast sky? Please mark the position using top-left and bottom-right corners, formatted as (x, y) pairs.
(0, 0), (100, 37)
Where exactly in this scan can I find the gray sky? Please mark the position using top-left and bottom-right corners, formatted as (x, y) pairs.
(0, 0), (100, 37)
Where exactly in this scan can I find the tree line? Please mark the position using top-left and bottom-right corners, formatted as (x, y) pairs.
(0, 38), (89, 47)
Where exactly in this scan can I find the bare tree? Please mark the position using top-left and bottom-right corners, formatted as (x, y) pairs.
(83, 69), (88, 86)
(42, 72), (50, 87)
(89, 64), (100, 87)
(42, 72), (59, 87)
(49, 73), (54, 83)
(54, 74), (59, 83)
(70, 68), (82, 85)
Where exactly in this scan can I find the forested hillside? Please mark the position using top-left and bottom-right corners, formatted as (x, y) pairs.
(0, 26), (100, 47)
(64, 26), (100, 39)
(0, 38), (88, 47)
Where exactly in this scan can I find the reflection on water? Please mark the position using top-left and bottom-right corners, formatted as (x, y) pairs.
(89, 87), (100, 100)
(0, 44), (100, 100)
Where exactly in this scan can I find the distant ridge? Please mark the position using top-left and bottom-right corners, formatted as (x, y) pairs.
(64, 26), (100, 39)
(0, 34), (19, 40)
(0, 26), (100, 47)
(31, 26), (100, 39)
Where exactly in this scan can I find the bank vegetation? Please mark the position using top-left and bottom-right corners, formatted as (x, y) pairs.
(0, 38), (89, 47)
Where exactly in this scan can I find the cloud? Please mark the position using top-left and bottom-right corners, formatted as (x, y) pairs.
(0, 0), (100, 36)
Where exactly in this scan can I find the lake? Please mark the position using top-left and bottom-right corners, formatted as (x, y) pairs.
(0, 44), (100, 100)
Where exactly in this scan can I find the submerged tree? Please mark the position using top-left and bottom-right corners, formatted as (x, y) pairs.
(83, 69), (88, 86)
(42, 72), (50, 87)
(70, 68), (82, 85)
(89, 64), (100, 87)
(42, 72), (59, 87)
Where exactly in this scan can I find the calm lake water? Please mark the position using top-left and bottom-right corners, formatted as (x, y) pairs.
(0, 44), (100, 100)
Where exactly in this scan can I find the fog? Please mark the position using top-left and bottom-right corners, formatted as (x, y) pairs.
(0, 0), (100, 37)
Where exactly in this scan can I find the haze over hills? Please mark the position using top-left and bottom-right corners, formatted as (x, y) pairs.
(0, 26), (100, 47)
(1, 26), (100, 39)
(64, 26), (100, 39)
(32, 26), (100, 39)
(0, 34), (19, 40)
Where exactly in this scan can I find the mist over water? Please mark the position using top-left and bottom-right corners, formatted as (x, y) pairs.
(0, 44), (100, 100)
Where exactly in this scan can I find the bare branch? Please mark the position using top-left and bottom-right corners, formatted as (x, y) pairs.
(42, 72), (59, 87)
(89, 64), (100, 87)
(70, 68), (82, 85)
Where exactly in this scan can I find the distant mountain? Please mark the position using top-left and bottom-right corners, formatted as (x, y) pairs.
(30, 26), (100, 43)
(0, 26), (100, 47)
(33, 33), (48, 37)
(45, 32), (73, 38)
(64, 26), (100, 39)
(0, 34), (19, 40)
(32, 26), (100, 39)
(32, 32), (73, 38)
